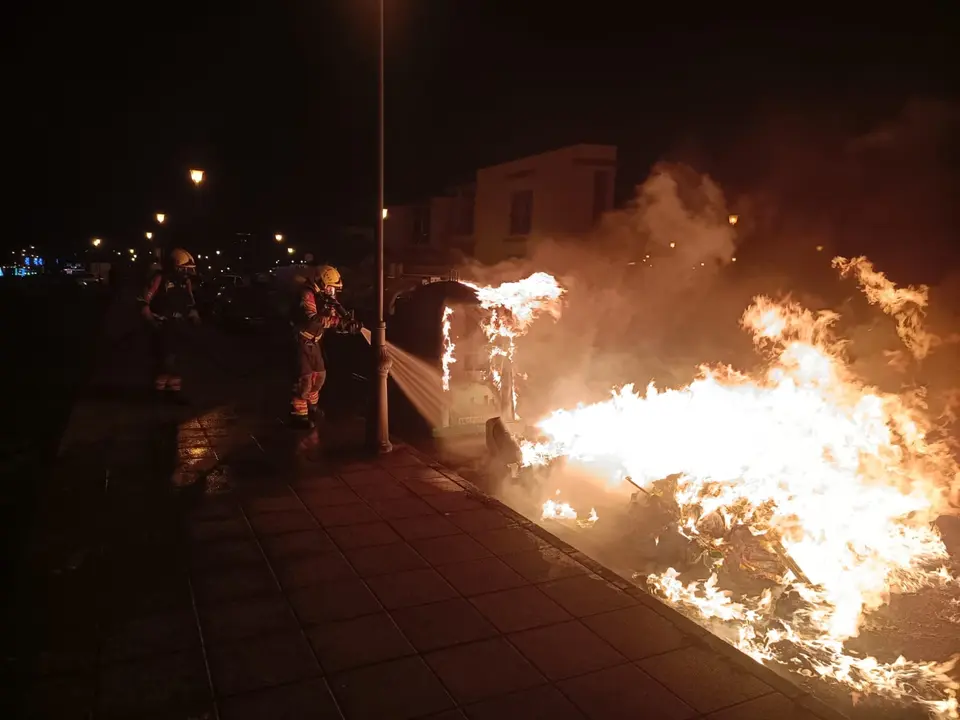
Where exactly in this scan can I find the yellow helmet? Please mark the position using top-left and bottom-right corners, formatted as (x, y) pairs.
(169, 248), (196, 272)
(316, 264), (342, 290)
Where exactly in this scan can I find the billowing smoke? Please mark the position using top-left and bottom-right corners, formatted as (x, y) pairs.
(454, 98), (960, 438)
(458, 162), (746, 419)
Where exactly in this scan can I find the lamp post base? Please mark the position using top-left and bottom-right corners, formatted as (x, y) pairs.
(371, 322), (393, 455)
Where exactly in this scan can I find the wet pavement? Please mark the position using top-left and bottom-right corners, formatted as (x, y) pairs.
(8, 298), (846, 720)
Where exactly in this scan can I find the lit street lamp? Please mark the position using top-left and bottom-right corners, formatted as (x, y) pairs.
(145, 232), (153, 240)
(91, 238), (102, 247)
(275, 233), (284, 242)
(287, 247), (295, 255)
(190, 168), (205, 186)
(156, 213), (166, 224)
(373, 0), (392, 453)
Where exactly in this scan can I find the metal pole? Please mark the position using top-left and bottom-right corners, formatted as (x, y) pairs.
(372, 0), (393, 454)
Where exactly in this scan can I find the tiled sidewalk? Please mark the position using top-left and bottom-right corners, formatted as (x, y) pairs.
(10, 321), (844, 720)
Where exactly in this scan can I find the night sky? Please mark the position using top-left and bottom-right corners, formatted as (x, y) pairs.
(6, 3), (957, 258)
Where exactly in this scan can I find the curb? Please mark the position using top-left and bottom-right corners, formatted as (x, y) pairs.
(396, 441), (851, 720)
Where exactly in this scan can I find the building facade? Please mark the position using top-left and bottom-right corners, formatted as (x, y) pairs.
(384, 144), (617, 267)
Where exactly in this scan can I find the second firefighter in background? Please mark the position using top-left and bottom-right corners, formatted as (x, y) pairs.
(290, 261), (345, 428)
(139, 247), (201, 397)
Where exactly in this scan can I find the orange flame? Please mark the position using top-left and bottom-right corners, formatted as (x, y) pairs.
(521, 257), (959, 715)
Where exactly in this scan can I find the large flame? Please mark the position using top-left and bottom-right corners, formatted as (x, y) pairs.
(446, 272), (565, 411)
(518, 259), (959, 716)
(441, 305), (456, 392)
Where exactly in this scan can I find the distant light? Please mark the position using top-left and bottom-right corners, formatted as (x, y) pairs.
(700, 262), (704, 266)
(208, 265), (212, 270)
(128, 248), (134, 254)
(627, 261), (636, 266)
(731, 257), (737, 262)
(728, 214), (739, 226)
(287, 247), (295, 255)
(91, 238), (102, 247)
(669, 242), (676, 248)
(155, 213), (165, 224)
(145, 232), (153, 240)
(215, 250), (221, 255)
(816, 245), (824, 252)
(190, 168), (205, 186)
(382, 208), (389, 220)
(275, 233), (283, 242)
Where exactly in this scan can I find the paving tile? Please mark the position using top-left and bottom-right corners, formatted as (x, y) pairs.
(411, 533), (492, 565)
(22, 672), (95, 719)
(392, 598), (499, 651)
(274, 552), (358, 590)
(464, 684), (586, 720)
(187, 516), (251, 543)
(312, 504), (383, 529)
(470, 586), (571, 633)
(354, 482), (416, 501)
(340, 468), (397, 486)
(508, 620), (625, 680)
(367, 567), (459, 609)
(288, 577), (382, 624)
(538, 574), (637, 617)
(189, 538), (265, 571)
(100, 609), (199, 663)
(430, 557), (527, 601)
(369, 496), (437, 519)
(378, 450), (425, 468)
(423, 491), (486, 513)
(582, 605), (689, 659)
(500, 547), (588, 583)
(290, 474), (345, 491)
(248, 509), (317, 536)
(330, 655), (453, 719)
(192, 563), (279, 606)
(390, 513), (461, 541)
(307, 612), (415, 672)
(425, 637), (545, 704)
(403, 477), (465, 496)
(208, 630), (320, 696)
(187, 496), (243, 521)
(470, 525), (549, 555)
(241, 491), (302, 515)
(199, 595), (299, 643)
(344, 541), (430, 577)
(638, 645), (772, 714)
(390, 465), (446, 480)
(298, 486), (363, 508)
(705, 692), (820, 720)
(97, 649), (210, 718)
(260, 529), (337, 560)
(327, 521), (403, 549)
(558, 663), (695, 720)
(421, 711), (467, 720)
(220, 678), (343, 719)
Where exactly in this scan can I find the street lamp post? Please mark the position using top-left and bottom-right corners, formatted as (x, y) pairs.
(372, 0), (392, 454)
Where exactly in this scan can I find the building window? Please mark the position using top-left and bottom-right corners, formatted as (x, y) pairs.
(509, 190), (533, 236)
(592, 170), (609, 222)
(411, 206), (430, 245)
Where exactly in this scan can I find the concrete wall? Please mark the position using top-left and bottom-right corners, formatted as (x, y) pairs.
(473, 144), (617, 265)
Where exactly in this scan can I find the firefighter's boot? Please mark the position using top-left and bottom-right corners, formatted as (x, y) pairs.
(288, 413), (314, 430)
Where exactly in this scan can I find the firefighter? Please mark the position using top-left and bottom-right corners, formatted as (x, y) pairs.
(139, 247), (201, 398)
(289, 259), (344, 428)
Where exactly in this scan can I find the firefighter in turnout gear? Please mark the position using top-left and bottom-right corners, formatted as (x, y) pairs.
(139, 247), (201, 398)
(289, 260), (349, 428)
